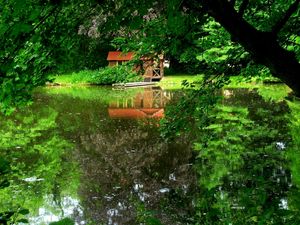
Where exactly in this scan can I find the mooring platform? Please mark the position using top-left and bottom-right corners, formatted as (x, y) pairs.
(112, 82), (157, 88)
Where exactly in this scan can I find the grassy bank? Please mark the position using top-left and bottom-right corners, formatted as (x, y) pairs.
(51, 70), (289, 92)
(51, 70), (204, 87)
(51, 71), (95, 85)
(51, 66), (141, 86)
(158, 74), (204, 89)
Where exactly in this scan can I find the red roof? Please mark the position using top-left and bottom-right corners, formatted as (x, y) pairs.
(107, 51), (134, 61)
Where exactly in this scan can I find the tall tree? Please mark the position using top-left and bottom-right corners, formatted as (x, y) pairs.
(0, 0), (103, 113)
(196, 0), (300, 94)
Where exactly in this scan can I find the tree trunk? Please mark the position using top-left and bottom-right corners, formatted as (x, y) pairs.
(200, 0), (300, 95)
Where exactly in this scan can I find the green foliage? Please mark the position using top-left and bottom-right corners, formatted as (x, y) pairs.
(134, 197), (162, 225)
(109, 0), (207, 74)
(54, 70), (100, 84)
(285, 35), (300, 60)
(44, 86), (142, 110)
(0, 208), (30, 225)
(287, 101), (300, 187)
(0, 158), (10, 189)
(1, 0), (300, 113)
(0, 40), (52, 114)
(53, 66), (142, 85)
(159, 74), (300, 224)
(197, 19), (250, 76)
(49, 218), (75, 225)
(195, 106), (252, 189)
(179, 87), (292, 224)
(0, 106), (78, 224)
(108, 0), (299, 89)
(90, 65), (142, 85)
(0, 0), (109, 113)
(160, 75), (229, 139)
(257, 85), (291, 101)
(0, 158), (30, 224)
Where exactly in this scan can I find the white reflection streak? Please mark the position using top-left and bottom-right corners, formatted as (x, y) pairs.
(28, 196), (84, 225)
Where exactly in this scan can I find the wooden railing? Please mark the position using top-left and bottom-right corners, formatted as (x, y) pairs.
(153, 68), (161, 78)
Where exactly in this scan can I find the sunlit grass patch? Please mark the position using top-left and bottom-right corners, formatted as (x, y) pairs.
(158, 74), (204, 89)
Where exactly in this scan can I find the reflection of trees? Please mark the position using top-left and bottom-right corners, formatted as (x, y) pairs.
(76, 120), (196, 224)
(42, 87), (197, 224)
(6, 86), (299, 224)
(0, 107), (80, 224)
(193, 88), (299, 224)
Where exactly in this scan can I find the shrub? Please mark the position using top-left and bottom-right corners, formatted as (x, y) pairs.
(90, 65), (142, 85)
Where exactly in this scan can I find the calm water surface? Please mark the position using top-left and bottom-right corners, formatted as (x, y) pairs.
(1, 85), (300, 225)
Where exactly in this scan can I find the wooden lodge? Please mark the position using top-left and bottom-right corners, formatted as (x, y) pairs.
(107, 51), (164, 81)
(107, 51), (134, 66)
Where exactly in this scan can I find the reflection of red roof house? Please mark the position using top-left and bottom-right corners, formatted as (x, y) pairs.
(108, 108), (164, 119)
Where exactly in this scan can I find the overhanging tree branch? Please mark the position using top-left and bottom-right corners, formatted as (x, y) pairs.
(198, 0), (300, 95)
(32, 5), (60, 32)
(272, 0), (300, 35)
(238, 0), (249, 16)
(229, 0), (236, 7)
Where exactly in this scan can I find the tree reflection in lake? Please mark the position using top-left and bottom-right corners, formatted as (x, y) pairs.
(1, 86), (300, 224)
(45, 87), (195, 224)
(193, 88), (300, 224)
(0, 107), (81, 224)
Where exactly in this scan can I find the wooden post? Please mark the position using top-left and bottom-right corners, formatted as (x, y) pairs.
(159, 54), (164, 78)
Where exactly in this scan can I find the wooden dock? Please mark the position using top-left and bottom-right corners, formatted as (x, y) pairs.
(112, 82), (157, 88)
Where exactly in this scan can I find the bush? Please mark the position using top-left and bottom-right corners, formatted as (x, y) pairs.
(90, 65), (142, 85)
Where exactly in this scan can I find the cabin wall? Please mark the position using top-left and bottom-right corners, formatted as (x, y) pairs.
(159, 59), (164, 77)
(108, 60), (127, 66)
(108, 61), (117, 66)
(142, 60), (154, 78)
(107, 56), (164, 81)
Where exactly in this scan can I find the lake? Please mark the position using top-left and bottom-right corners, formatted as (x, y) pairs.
(1, 84), (300, 225)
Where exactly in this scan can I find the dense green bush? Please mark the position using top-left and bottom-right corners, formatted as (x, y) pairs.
(54, 65), (143, 85)
(90, 65), (142, 85)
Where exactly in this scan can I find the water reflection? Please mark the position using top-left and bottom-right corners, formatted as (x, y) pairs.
(29, 196), (84, 225)
(0, 107), (81, 224)
(75, 112), (194, 224)
(193, 88), (299, 224)
(108, 87), (171, 119)
(35, 86), (195, 224)
(0, 86), (300, 224)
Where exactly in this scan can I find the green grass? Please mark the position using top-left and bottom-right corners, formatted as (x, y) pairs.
(50, 70), (97, 85)
(44, 86), (142, 103)
(50, 71), (291, 100)
(51, 70), (201, 88)
(51, 66), (141, 85)
(158, 74), (204, 89)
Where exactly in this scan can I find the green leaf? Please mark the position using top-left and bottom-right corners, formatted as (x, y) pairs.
(17, 218), (29, 223)
(145, 217), (163, 225)
(49, 218), (75, 225)
(19, 209), (30, 215)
